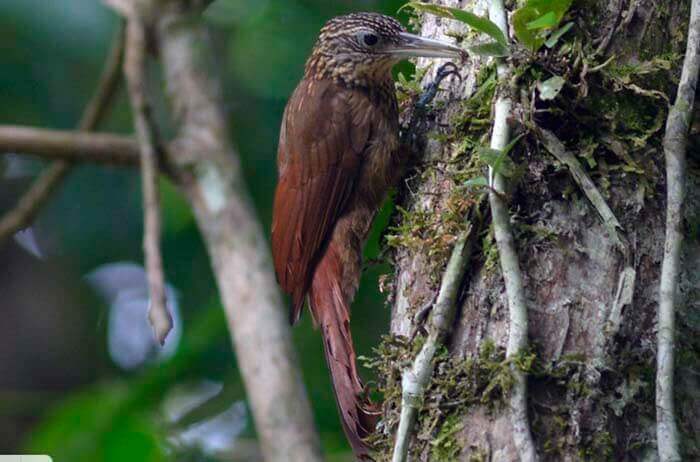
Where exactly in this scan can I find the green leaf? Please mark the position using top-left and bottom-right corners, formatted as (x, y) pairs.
(545, 21), (574, 48)
(403, 2), (507, 46)
(467, 42), (510, 57)
(526, 0), (573, 13)
(513, 7), (546, 51)
(476, 134), (523, 178)
(512, 0), (573, 52)
(526, 11), (558, 30)
(537, 75), (565, 100)
(502, 134), (524, 155)
(464, 176), (488, 188)
(478, 147), (517, 177)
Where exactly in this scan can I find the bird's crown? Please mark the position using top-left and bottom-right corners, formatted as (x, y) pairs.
(305, 12), (405, 87)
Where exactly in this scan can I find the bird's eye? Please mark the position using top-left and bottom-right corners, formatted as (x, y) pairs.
(358, 32), (379, 47)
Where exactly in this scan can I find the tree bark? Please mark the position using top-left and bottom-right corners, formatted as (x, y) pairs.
(379, 0), (699, 460)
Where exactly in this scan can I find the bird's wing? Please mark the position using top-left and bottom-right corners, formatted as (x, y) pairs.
(272, 80), (374, 324)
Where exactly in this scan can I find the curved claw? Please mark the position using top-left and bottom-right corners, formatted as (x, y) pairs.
(435, 62), (462, 83)
(416, 61), (462, 109)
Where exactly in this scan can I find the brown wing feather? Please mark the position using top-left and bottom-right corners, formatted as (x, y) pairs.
(271, 80), (373, 324)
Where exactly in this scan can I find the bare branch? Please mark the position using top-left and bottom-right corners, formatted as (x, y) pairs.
(392, 226), (475, 462)
(0, 126), (138, 165)
(78, 21), (127, 131)
(0, 162), (70, 241)
(124, 17), (172, 345)
(657, 1), (700, 460)
(0, 23), (125, 242)
(156, 5), (323, 460)
(538, 128), (623, 245)
(487, 0), (537, 460)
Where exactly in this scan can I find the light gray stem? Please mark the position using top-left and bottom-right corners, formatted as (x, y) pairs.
(124, 18), (172, 345)
(656, 0), (700, 460)
(487, 0), (537, 460)
(156, 6), (322, 461)
(392, 229), (473, 462)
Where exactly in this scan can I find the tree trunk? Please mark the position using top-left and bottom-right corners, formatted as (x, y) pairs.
(373, 0), (699, 460)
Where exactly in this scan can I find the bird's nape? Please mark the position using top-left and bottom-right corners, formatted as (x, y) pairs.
(304, 12), (465, 86)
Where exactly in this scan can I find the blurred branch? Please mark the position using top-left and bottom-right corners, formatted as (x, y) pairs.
(0, 126), (138, 165)
(0, 23), (125, 243)
(656, 1), (700, 460)
(0, 162), (70, 241)
(124, 16), (172, 345)
(155, 4), (323, 461)
(3, 0), (322, 457)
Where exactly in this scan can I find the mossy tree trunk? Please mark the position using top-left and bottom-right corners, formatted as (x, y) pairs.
(371, 0), (699, 460)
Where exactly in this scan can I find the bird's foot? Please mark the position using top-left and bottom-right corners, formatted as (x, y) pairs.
(415, 62), (462, 110)
(400, 62), (462, 148)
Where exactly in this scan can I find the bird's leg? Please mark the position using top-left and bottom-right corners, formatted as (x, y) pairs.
(415, 62), (461, 111)
(400, 62), (461, 148)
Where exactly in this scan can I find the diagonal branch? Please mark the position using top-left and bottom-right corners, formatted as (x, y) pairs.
(538, 128), (623, 244)
(0, 162), (71, 243)
(487, 0), (537, 460)
(537, 127), (637, 347)
(392, 225), (475, 462)
(124, 17), (172, 345)
(0, 22), (125, 243)
(656, 1), (700, 460)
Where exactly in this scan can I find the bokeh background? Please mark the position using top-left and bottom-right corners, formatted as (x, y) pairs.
(0, 0), (414, 460)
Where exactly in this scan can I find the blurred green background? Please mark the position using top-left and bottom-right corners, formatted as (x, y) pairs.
(0, 0), (413, 460)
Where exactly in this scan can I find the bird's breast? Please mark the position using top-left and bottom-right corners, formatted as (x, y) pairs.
(355, 110), (400, 210)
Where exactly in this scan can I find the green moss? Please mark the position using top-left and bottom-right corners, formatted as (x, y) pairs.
(384, 179), (479, 286)
(481, 226), (499, 274)
(430, 414), (464, 461)
(364, 337), (517, 460)
(579, 431), (614, 460)
(396, 66), (429, 107)
(467, 448), (489, 462)
(604, 54), (677, 82)
(528, 355), (598, 458)
(452, 67), (497, 136)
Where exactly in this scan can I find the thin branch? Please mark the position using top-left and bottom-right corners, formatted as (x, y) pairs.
(392, 226), (474, 462)
(657, 1), (700, 460)
(538, 128), (623, 245)
(124, 18), (172, 345)
(78, 21), (127, 130)
(156, 6), (323, 460)
(538, 127), (636, 369)
(487, 0), (537, 460)
(0, 162), (70, 241)
(0, 126), (139, 165)
(0, 22), (125, 243)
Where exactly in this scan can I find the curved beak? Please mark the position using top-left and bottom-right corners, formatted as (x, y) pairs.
(387, 32), (465, 59)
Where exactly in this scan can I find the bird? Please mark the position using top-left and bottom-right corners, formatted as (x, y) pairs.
(271, 12), (463, 458)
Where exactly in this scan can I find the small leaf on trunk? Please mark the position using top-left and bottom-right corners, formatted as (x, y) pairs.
(537, 75), (566, 100)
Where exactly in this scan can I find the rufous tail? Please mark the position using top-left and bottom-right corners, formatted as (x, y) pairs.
(309, 254), (377, 459)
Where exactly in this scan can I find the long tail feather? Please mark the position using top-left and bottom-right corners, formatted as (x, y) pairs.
(309, 255), (377, 459)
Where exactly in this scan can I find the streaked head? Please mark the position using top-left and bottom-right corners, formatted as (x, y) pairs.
(306, 12), (464, 85)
